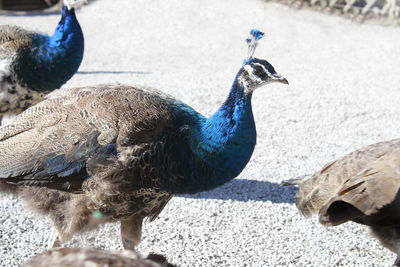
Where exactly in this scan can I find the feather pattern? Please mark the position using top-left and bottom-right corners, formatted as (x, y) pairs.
(0, 2), (84, 123)
(24, 247), (176, 267)
(295, 139), (400, 217)
(293, 139), (400, 264)
(0, 31), (288, 248)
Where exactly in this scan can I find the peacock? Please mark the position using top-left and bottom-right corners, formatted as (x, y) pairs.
(0, 29), (288, 249)
(0, 0), (85, 124)
(284, 139), (400, 265)
(24, 247), (176, 267)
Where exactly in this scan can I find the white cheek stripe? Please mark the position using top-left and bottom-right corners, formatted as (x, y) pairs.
(241, 63), (270, 93)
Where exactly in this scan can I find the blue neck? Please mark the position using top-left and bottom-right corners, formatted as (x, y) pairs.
(49, 5), (82, 48)
(152, 72), (258, 194)
(190, 77), (257, 182)
(15, 5), (84, 92)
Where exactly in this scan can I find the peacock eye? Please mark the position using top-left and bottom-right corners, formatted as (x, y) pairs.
(253, 66), (265, 77)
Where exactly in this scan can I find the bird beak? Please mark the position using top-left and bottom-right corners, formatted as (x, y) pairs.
(271, 73), (289, 85)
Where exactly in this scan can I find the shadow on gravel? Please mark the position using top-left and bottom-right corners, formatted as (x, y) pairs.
(77, 71), (151, 75)
(179, 179), (297, 204)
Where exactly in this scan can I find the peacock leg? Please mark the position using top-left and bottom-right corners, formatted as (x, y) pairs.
(47, 226), (61, 249)
(120, 215), (144, 250)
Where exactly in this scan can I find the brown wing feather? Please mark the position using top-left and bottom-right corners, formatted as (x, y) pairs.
(0, 84), (178, 242)
(0, 25), (36, 120)
(0, 25), (32, 59)
(0, 84), (174, 183)
(296, 139), (400, 217)
(319, 147), (400, 226)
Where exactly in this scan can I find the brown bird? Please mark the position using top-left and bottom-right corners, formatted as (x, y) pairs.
(24, 247), (176, 267)
(285, 139), (400, 265)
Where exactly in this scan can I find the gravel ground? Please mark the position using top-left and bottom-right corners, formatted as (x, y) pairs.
(1, 0), (400, 266)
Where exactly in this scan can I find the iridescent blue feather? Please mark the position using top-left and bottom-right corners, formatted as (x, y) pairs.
(244, 29), (264, 65)
(0, 3), (84, 123)
(13, 5), (84, 92)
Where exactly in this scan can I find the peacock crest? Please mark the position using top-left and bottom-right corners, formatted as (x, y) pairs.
(245, 29), (264, 64)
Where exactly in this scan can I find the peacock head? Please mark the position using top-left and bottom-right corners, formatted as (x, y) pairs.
(237, 29), (288, 94)
(63, 0), (87, 11)
(238, 58), (288, 94)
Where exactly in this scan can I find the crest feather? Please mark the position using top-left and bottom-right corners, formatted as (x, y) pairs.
(243, 29), (264, 65)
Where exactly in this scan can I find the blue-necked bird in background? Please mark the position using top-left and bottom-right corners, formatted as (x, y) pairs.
(0, 0), (86, 124)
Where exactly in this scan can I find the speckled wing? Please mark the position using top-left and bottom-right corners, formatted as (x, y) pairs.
(319, 147), (400, 226)
(296, 139), (400, 217)
(0, 84), (174, 190)
(0, 25), (32, 60)
(0, 25), (39, 122)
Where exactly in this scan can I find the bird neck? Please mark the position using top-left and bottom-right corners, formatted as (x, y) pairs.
(191, 77), (257, 181)
(49, 6), (83, 49)
(17, 5), (84, 92)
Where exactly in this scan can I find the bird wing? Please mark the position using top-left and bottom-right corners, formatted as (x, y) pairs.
(0, 84), (175, 190)
(0, 25), (32, 102)
(0, 25), (32, 59)
(295, 139), (400, 217)
(319, 147), (400, 226)
(0, 26), (50, 121)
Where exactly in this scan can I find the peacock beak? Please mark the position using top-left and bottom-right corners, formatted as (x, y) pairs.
(271, 73), (289, 85)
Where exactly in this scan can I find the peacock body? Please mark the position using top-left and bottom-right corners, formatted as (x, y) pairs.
(289, 139), (400, 265)
(0, 30), (288, 249)
(0, 0), (85, 123)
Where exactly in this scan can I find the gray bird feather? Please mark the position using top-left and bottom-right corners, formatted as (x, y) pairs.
(294, 139), (400, 264)
(0, 84), (177, 243)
